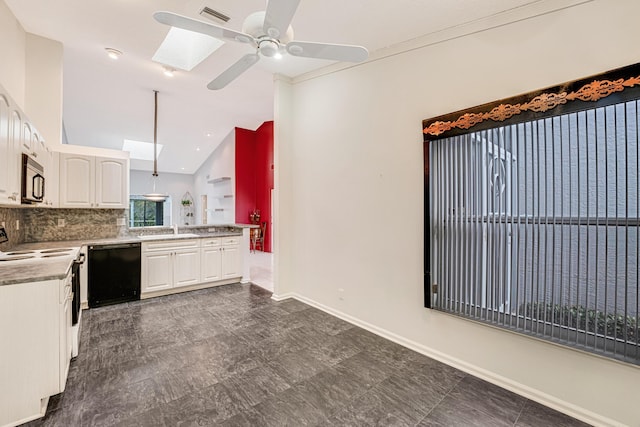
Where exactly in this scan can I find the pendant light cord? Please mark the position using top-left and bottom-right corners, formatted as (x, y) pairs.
(153, 90), (159, 177)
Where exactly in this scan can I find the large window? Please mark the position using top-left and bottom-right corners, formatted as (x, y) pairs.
(425, 65), (640, 365)
(129, 196), (168, 227)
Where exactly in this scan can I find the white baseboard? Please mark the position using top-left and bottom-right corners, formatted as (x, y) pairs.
(287, 292), (617, 427)
(271, 292), (295, 302)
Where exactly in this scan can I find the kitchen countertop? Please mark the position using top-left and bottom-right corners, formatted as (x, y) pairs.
(0, 254), (78, 286)
(0, 231), (246, 286)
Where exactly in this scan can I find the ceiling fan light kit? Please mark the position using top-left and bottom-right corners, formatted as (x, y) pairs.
(153, 0), (369, 90)
(258, 39), (279, 57)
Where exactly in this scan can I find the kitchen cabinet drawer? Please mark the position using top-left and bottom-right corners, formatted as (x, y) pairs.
(223, 237), (240, 246)
(143, 239), (201, 252)
(201, 238), (221, 247)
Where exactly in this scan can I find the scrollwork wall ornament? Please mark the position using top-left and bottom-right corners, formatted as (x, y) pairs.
(454, 112), (485, 130)
(524, 92), (568, 112)
(486, 103), (522, 121)
(566, 78), (626, 102)
(424, 74), (640, 137)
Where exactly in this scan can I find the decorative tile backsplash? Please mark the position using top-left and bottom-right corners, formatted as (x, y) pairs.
(0, 208), (25, 251)
(23, 208), (128, 243)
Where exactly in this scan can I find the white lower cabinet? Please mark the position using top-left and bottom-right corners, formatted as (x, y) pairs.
(200, 239), (222, 282)
(0, 273), (72, 427)
(142, 250), (173, 293)
(142, 236), (242, 297)
(201, 237), (241, 282)
(59, 273), (73, 392)
(221, 237), (241, 279)
(174, 248), (201, 288)
(141, 239), (201, 294)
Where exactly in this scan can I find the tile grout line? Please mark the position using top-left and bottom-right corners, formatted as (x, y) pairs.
(513, 399), (529, 426)
(415, 371), (468, 424)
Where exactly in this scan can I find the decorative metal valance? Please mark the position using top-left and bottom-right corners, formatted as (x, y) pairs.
(423, 62), (640, 140)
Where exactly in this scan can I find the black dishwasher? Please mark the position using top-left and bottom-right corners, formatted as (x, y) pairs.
(88, 243), (141, 308)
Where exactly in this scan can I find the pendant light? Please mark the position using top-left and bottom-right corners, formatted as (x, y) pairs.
(143, 90), (168, 202)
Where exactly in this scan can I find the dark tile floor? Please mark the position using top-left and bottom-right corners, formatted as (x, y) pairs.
(25, 283), (591, 426)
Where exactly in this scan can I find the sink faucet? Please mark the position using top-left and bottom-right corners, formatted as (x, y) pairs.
(172, 224), (178, 235)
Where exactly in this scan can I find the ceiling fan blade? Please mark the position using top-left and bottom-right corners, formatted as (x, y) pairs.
(154, 11), (254, 44)
(207, 54), (260, 90)
(286, 41), (369, 62)
(263, 0), (301, 39)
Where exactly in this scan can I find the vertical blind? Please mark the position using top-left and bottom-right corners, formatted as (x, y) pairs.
(430, 100), (639, 364)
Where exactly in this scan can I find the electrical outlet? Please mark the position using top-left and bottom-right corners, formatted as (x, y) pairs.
(117, 218), (125, 226)
(15, 220), (19, 230)
(338, 288), (345, 301)
(58, 218), (65, 227)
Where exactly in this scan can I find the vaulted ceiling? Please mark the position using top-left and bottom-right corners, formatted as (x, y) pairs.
(6, 0), (544, 174)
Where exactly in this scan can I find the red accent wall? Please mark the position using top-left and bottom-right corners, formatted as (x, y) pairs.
(234, 121), (274, 252)
(235, 127), (256, 229)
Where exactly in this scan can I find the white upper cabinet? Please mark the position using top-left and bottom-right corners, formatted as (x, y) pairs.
(59, 154), (94, 208)
(22, 121), (32, 152)
(95, 157), (128, 208)
(0, 95), (13, 204)
(59, 153), (129, 208)
(0, 95), (21, 205)
(0, 84), (55, 207)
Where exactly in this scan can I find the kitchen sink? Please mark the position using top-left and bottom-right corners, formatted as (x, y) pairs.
(138, 233), (199, 241)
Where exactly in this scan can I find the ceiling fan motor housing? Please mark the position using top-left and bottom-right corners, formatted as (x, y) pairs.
(242, 11), (293, 43)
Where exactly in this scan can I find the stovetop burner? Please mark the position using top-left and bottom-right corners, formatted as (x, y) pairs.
(40, 248), (73, 254)
(0, 256), (35, 261)
(0, 246), (80, 263)
(6, 250), (36, 255)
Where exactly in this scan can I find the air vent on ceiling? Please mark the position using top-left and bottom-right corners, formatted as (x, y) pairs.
(199, 7), (230, 23)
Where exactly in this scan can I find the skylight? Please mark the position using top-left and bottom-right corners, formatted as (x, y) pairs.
(122, 139), (163, 161)
(152, 27), (224, 71)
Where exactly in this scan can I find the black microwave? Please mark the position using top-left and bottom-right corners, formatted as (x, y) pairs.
(21, 153), (45, 204)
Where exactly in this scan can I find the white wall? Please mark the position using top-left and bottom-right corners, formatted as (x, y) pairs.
(129, 170), (194, 226)
(0, 0), (26, 107)
(0, 1), (63, 146)
(193, 129), (236, 225)
(275, 1), (640, 426)
(25, 34), (63, 146)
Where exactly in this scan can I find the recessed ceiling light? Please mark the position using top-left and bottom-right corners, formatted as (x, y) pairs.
(105, 48), (122, 60)
(196, 147), (201, 151)
(163, 66), (175, 77)
(274, 51), (283, 60)
(206, 133), (211, 137)
(181, 167), (185, 170)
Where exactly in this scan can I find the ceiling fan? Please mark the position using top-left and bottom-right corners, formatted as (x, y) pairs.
(154, 0), (369, 90)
